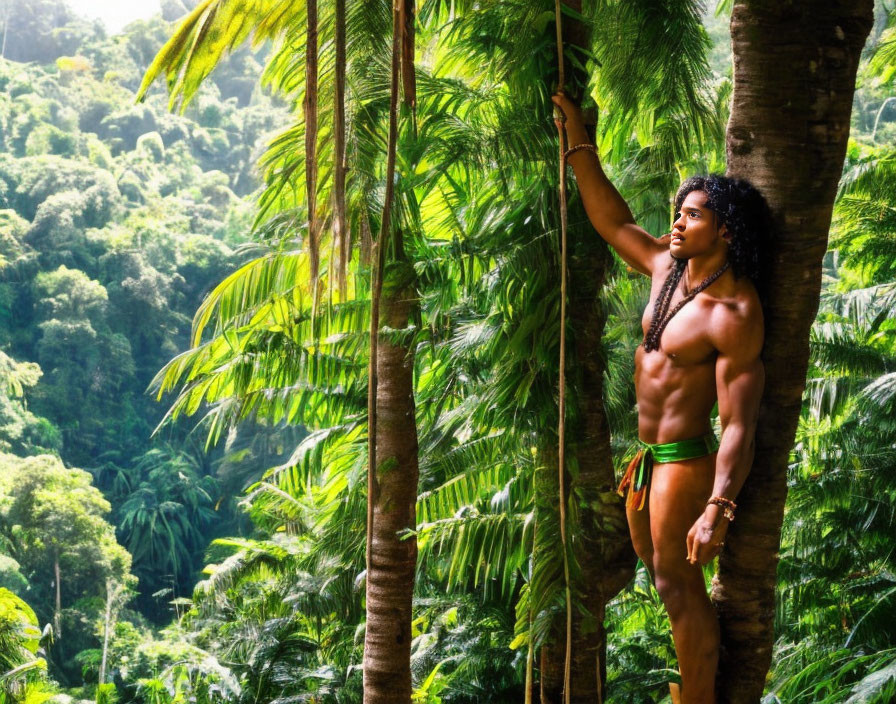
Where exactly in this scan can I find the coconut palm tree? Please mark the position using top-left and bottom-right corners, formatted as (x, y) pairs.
(715, 2), (875, 700)
(142, 3), (425, 698)
(143, 2), (728, 702)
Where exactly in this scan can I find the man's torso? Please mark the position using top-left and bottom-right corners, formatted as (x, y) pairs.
(635, 266), (756, 444)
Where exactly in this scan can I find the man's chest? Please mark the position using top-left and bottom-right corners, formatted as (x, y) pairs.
(640, 296), (717, 365)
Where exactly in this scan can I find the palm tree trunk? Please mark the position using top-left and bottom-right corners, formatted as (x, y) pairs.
(363, 257), (419, 704)
(715, 2), (873, 701)
(363, 3), (418, 702)
(539, 3), (636, 701)
(570, 234), (636, 701)
(399, 0), (416, 108)
(533, 449), (564, 704)
(540, 230), (636, 704)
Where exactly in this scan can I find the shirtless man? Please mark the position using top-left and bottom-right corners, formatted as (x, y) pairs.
(552, 93), (767, 704)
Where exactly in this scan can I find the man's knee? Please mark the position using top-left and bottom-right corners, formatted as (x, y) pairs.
(654, 573), (684, 617)
(653, 565), (703, 619)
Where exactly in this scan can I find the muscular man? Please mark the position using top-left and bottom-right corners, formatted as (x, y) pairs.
(552, 93), (768, 704)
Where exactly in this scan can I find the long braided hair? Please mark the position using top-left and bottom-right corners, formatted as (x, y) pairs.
(643, 258), (687, 352)
(644, 175), (772, 351)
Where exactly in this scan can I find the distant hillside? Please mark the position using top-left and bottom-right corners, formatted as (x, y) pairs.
(0, 1), (291, 672)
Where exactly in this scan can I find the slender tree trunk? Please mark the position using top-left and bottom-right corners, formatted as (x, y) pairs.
(570, 234), (636, 702)
(399, 0), (416, 109)
(540, 228), (636, 704)
(334, 0), (348, 298)
(715, 2), (873, 701)
(363, 3), (418, 702)
(1, 3), (10, 59)
(363, 257), (419, 704)
(100, 579), (115, 685)
(534, 450), (564, 704)
(54, 550), (61, 638)
(539, 2), (636, 701)
(526, 512), (539, 704)
(361, 210), (372, 267)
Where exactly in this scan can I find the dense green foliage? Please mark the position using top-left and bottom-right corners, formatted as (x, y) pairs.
(144, 3), (896, 704)
(0, 0), (295, 696)
(0, 0), (894, 702)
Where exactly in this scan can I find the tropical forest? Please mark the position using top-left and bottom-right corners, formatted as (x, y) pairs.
(0, 0), (894, 702)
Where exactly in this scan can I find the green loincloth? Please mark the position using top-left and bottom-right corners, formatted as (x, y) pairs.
(616, 432), (720, 511)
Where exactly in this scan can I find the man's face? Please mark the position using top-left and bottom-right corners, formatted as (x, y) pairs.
(670, 190), (728, 259)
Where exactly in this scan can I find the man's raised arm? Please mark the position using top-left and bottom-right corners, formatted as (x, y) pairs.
(552, 94), (667, 276)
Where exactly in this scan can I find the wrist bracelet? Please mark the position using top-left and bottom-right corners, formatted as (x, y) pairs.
(563, 143), (597, 161)
(708, 496), (737, 522)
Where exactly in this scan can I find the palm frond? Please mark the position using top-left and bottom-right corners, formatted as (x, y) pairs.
(137, 0), (300, 110)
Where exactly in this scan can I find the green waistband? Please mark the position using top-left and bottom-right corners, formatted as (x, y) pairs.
(639, 432), (719, 464)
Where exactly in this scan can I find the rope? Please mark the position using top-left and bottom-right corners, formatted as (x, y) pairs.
(524, 512), (538, 704)
(554, 2), (572, 703)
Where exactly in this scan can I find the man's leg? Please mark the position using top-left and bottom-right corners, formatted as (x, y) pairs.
(649, 456), (718, 704)
(626, 492), (654, 573)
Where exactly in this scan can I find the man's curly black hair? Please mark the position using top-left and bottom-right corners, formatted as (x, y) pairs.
(673, 174), (773, 300)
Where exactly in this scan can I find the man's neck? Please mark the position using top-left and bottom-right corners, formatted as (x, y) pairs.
(685, 251), (730, 291)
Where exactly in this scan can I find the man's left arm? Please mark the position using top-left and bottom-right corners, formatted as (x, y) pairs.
(687, 301), (764, 565)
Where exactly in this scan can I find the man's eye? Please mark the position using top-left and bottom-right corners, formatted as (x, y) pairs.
(689, 212), (700, 218)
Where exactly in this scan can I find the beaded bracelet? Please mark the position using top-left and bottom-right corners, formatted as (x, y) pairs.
(708, 496), (737, 522)
(563, 143), (597, 161)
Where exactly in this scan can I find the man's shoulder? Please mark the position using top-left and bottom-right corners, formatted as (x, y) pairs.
(708, 279), (764, 358)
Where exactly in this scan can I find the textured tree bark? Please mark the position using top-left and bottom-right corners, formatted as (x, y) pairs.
(362, 260), (419, 704)
(715, 3), (873, 702)
(399, 0), (416, 107)
(363, 2), (418, 702)
(571, 233), (637, 702)
(534, 450), (564, 704)
(540, 226), (636, 704)
(539, 3), (636, 701)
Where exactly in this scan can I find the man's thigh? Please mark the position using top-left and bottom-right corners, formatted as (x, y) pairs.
(626, 500), (654, 569)
(649, 455), (717, 570)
